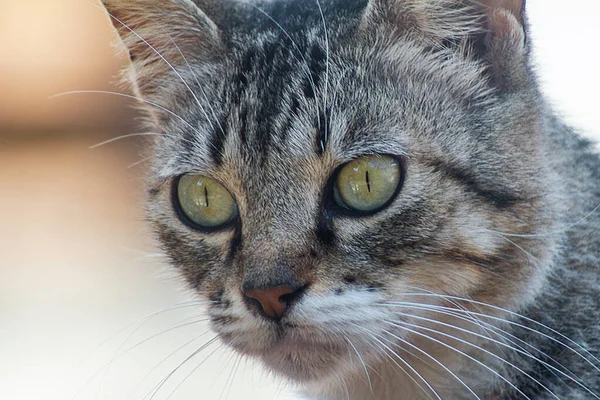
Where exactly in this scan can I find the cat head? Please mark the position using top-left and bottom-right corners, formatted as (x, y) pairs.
(102, 0), (554, 391)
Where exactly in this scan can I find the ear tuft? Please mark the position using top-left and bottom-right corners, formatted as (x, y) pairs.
(100, 0), (222, 98)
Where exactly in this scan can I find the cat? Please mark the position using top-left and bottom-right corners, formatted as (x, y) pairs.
(99, 0), (600, 398)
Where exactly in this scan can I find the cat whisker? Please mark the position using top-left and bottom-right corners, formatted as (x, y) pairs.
(89, 129), (195, 154)
(484, 202), (600, 239)
(348, 319), (434, 368)
(396, 290), (600, 370)
(331, 366), (352, 400)
(144, 336), (221, 400)
(105, 12), (215, 132)
(96, 315), (210, 397)
(411, 287), (500, 353)
(357, 327), (441, 400)
(219, 354), (243, 400)
(127, 333), (208, 399)
(386, 322), (524, 399)
(51, 90), (201, 136)
(111, 313), (210, 360)
(128, 156), (153, 169)
(492, 233), (549, 273)
(383, 300), (578, 386)
(165, 344), (234, 400)
(378, 326), (482, 400)
(78, 300), (210, 365)
(206, 350), (238, 396)
(344, 335), (374, 393)
(73, 310), (210, 400)
(167, 35), (225, 137)
(89, 132), (163, 149)
(404, 299), (600, 374)
(383, 301), (600, 396)
(385, 317), (563, 399)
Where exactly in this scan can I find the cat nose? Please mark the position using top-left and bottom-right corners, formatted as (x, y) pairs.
(244, 285), (303, 320)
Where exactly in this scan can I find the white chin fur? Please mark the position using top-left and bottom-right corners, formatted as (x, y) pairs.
(213, 289), (392, 385)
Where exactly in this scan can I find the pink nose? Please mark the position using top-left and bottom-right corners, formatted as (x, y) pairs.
(245, 286), (297, 319)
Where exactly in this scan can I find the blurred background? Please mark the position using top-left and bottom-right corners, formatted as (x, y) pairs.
(0, 1), (598, 400)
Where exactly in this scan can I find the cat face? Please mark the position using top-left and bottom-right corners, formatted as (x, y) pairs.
(102, 0), (555, 392)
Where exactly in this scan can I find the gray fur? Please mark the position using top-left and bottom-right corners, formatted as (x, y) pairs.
(101, 0), (600, 398)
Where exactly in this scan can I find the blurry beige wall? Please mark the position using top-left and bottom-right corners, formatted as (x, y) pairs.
(0, 0), (132, 135)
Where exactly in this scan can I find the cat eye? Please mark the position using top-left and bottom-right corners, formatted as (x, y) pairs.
(176, 174), (238, 229)
(333, 155), (402, 214)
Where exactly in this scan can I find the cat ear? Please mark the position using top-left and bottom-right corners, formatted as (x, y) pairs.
(362, 0), (528, 91)
(100, 0), (223, 97)
(475, 0), (528, 90)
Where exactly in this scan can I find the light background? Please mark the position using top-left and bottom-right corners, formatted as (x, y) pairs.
(0, 1), (598, 400)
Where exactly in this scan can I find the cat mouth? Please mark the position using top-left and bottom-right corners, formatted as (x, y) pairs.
(259, 332), (347, 382)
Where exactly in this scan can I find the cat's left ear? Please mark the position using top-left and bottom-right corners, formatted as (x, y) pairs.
(473, 0), (529, 90)
(100, 0), (224, 98)
(362, 0), (528, 91)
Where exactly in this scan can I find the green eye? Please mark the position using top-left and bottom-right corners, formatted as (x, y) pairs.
(176, 174), (238, 228)
(334, 155), (402, 213)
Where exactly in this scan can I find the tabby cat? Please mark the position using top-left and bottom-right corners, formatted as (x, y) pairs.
(99, 0), (600, 398)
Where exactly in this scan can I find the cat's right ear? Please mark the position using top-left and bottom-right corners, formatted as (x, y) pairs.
(100, 0), (223, 98)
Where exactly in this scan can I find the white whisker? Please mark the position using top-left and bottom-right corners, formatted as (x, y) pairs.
(395, 291), (600, 371)
(128, 156), (153, 169)
(362, 328), (441, 400)
(219, 354), (243, 400)
(167, 35), (225, 137)
(386, 318), (557, 399)
(89, 132), (161, 149)
(96, 315), (210, 397)
(145, 336), (220, 400)
(51, 90), (201, 135)
(127, 333), (208, 398)
(381, 326), (482, 399)
(344, 336), (374, 393)
(106, 12), (216, 133)
(386, 301), (578, 385)
(387, 303), (600, 397)
(78, 300), (209, 365)
(72, 307), (209, 400)
(485, 202), (600, 239)
(492, 232), (545, 266)
(350, 323), (447, 400)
